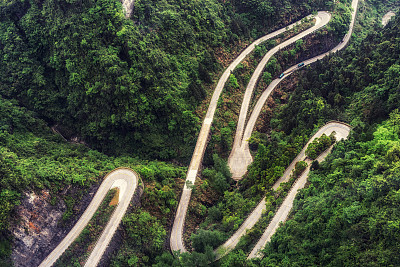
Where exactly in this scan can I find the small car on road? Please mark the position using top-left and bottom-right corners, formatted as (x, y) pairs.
(279, 73), (285, 78)
(298, 62), (305, 68)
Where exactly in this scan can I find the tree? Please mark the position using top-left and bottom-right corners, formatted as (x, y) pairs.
(311, 160), (320, 170)
(191, 229), (225, 253)
(263, 71), (272, 85)
(220, 127), (233, 152)
(229, 74), (240, 89)
(123, 210), (166, 254)
(220, 250), (248, 267)
(294, 161), (308, 177)
(305, 134), (335, 160)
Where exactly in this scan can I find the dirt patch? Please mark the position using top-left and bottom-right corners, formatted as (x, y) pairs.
(183, 178), (220, 251)
(109, 188), (120, 206)
(51, 124), (88, 146)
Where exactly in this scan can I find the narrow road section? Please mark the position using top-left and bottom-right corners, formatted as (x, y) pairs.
(170, 13), (321, 254)
(228, 11), (331, 180)
(229, 0), (359, 180)
(39, 168), (138, 267)
(217, 122), (351, 260)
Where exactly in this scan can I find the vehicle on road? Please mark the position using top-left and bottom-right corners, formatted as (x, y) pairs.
(298, 62), (305, 68)
(279, 73), (285, 78)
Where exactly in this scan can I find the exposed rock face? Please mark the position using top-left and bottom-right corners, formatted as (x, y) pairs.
(11, 190), (66, 267)
(10, 180), (141, 266)
(382, 11), (395, 26)
(122, 0), (134, 18)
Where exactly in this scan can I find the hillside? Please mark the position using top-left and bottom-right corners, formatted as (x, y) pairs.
(254, 14), (400, 266)
(0, 0), (399, 266)
(221, 12), (400, 267)
(0, 0), (331, 160)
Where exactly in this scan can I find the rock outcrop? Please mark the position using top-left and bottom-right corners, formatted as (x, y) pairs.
(122, 0), (134, 18)
(11, 190), (66, 267)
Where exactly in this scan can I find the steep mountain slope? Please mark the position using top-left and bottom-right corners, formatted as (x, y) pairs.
(238, 14), (400, 267)
(0, 0), (344, 160)
(1, 0), (399, 266)
(0, 96), (186, 266)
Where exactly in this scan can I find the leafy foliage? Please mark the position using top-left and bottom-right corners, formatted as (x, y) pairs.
(191, 229), (226, 253)
(247, 13), (400, 267)
(257, 112), (400, 266)
(123, 210), (166, 254)
(244, 133), (306, 196)
(1, 0), (399, 265)
(305, 133), (336, 160)
(294, 161), (308, 177)
(276, 15), (400, 136)
(0, 96), (185, 264)
(0, 0), (351, 160)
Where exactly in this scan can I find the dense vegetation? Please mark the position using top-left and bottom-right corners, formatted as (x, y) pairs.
(0, 0), (354, 262)
(257, 13), (400, 266)
(305, 133), (336, 160)
(234, 11), (400, 267)
(0, 0), (350, 160)
(256, 111), (400, 266)
(0, 94), (188, 265)
(237, 7), (400, 200)
(185, 3), (400, 265)
(1, 0), (399, 266)
(220, 112), (400, 267)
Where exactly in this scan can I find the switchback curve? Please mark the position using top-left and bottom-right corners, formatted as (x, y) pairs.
(40, 0), (359, 265)
(39, 168), (139, 267)
(247, 122), (351, 259)
(170, 10), (332, 254)
(228, 0), (359, 180)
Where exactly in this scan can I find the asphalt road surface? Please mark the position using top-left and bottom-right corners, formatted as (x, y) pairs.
(217, 122), (351, 260)
(248, 123), (351, 259)
(170, 12), (323, 254)
(228, 11), (331, 180)
(39, 168), (138, 267)
(229, 0), (359, 180)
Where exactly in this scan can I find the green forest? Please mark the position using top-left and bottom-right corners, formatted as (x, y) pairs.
(0, 0), (399, 266)
(0, 0), (334, 160)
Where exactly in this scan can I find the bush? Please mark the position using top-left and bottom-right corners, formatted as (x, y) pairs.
(191, 229), (225, 253)
(305, 133), (336, 160)
(310, 160), (320, 170)
(294, 161), (308, 177)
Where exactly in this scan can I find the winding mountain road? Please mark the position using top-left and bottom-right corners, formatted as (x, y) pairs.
(247, 122), (351, 259)
(215, 122), (351, 260)
(39, 168), (138, 267)
(229, 0), (359, 180)
(219, 0), (358, 258)
(40, 0), (359, 265)
(173, 0), (358, 256)
(170, 11), (329, 254)
(228, 11), (331, 180)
